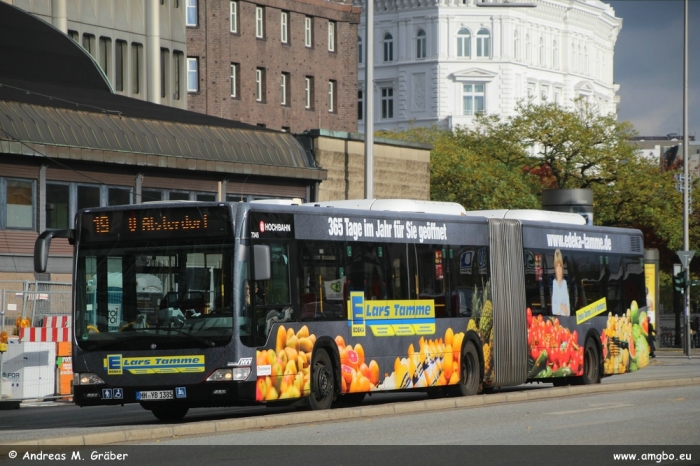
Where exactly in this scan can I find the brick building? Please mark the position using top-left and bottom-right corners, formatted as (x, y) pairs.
(186, 0), (361, 133)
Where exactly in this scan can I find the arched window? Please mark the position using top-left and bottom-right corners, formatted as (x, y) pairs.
(526, 34), (531, 63)
(457, 28), (470, 57)
(358, 36), (363, 64)
(416, 29), (426, 59)
(476, 28), (490, 58)
(584, 46), (589, 74)
(539, 37), (545, 66)
(552, 40), (558, 69)
(514, 30), (520, 61)
(383, 33), (394, 62)
(578, 45), (583, 73)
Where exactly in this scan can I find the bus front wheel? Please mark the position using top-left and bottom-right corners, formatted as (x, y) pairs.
(150, 405), (189, 421)
(308, 349), (334, 410)
(450, 341), (480, 396)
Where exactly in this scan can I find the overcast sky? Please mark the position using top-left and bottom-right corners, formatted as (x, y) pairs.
(608, 0), (700, 138)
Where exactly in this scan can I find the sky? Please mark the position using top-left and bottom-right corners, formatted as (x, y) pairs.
(608, 0), (700, 138)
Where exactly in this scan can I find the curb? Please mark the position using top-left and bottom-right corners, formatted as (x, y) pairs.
(4, 377), (699, 447)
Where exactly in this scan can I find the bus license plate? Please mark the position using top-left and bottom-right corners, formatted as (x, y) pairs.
(136, 390), (173, 401)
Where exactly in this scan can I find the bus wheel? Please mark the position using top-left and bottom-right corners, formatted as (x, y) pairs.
(309, 349), (334, 410)
(450, 341), (480, 396)
(151, 405), (189, 421)
(581, 338), (601, 385)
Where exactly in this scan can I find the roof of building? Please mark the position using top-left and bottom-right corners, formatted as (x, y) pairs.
(0, 2), (324, 181)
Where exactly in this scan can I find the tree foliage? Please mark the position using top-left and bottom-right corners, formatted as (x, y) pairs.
(377, 99), (684, 253)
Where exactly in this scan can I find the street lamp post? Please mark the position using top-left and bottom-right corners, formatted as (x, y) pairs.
(364, 0), (374, 199)
(682, 0), (692, 358)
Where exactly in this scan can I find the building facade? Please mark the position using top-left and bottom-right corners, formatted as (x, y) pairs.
(186, 0), (361, 133)
(357, 0), (621, 132)
(7, 0), (188, 109)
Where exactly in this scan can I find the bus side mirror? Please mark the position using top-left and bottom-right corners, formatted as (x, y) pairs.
(253, 244), (271, 281)
(34, 229), (75, 273)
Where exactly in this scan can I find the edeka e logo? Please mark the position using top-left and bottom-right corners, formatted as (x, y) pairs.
(107, 354), (123, 375)
(347, 292), (436, 337)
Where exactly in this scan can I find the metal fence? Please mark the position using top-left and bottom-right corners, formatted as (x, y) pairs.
(1, 281), (72, 332)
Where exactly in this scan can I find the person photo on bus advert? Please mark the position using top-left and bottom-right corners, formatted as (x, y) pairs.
(551, 249), (570, 317)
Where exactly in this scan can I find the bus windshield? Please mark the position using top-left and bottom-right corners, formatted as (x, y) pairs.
(75, 239), (234, 350)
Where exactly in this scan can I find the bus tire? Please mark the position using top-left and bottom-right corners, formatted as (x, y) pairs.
(580, 338), (601, 385)
(450, 341), (480, 396)
(150, 405), (189, 421)
(308, 349), (334, 410)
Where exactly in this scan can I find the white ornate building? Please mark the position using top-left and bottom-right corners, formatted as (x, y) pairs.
(356, 0), (622, 132)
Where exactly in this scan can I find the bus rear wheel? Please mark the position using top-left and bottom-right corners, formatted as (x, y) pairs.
(579, 338), (601, 385)
(308, 349), (334, 410)
(449, 341), (480, 396)
(150, 405), (189, 421)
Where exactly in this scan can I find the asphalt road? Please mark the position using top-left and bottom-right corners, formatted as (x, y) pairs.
(0, 350), (698, 447)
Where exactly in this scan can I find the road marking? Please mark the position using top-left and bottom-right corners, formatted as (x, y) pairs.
(545, 402), (633, 415)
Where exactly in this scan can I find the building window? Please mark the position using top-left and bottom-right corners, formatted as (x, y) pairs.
(328, 21), (336, 52)
(381, 87), (393, 119)
(196, 193), (216, 202)
(383, 33), (393, 62)
(358, 36), (363, 63)
(281, 72), (290, 105)
(115, 40), (126, 92)
(554, 88), (561, 103)
(281, 11), (289, 44)
(462, 83), (484, 115)
(526, 34), (531, 63)
(186, 0), (197, 27)
(514, 29), (520, 61)
(457, 28), (470, 58)
(108, 187), (131, 206)
(305, 17), (313, 47)
(132, 43), (142, 94)
(281, 126), (291, 133)
(99, 36), (111, 76)
(46, 183), (69, 229)
(416, 29), (426, 59)
(230, 63), (239, 98)
(68, 30), (79, 42)
(230, 1), (238, 33)
(169, 191), (190, 201)
(187, 57), (198, 92)
(3, 178), (34, 230)
(173, 51), (183, 100)
(256, 6), (265, 39)
(539, 37), (545, 66)
(328, 80), (336, 112)
(82, 33), (95, 57)
(305, 76), (314, 109)
(358, 89), (363, 121)
(476, 28), (490, 58)
(141, 189), (163, 203)
(160, 48), (169, 98)
(552, 40), (558, 69)
(541, 85), (549, 101)
(256, 68), (266, 102)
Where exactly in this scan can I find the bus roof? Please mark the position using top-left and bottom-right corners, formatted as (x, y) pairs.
(302, 199), (467, 216)
(463, 209), (587, 225)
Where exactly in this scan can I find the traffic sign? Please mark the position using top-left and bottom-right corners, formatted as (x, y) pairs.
(676, 250), (695, 270)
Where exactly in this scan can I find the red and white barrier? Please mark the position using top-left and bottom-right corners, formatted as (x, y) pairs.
(20, 327), (70, 342)
(43, 315), (71, 328)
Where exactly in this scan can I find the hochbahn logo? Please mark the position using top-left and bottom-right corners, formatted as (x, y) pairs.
(259, 221), (291, 233)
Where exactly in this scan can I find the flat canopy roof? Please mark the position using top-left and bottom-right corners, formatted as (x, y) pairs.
(0, 2), (325, 181)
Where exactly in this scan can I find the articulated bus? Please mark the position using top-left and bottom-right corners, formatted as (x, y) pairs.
(34, 200), (651, 421)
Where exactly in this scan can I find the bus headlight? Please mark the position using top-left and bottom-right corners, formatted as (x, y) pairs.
(206, 367), (251, 382)
(74, 373), (105, 385)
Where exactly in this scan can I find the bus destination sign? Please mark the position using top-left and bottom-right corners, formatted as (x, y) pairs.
(80, 206), (231, 242)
